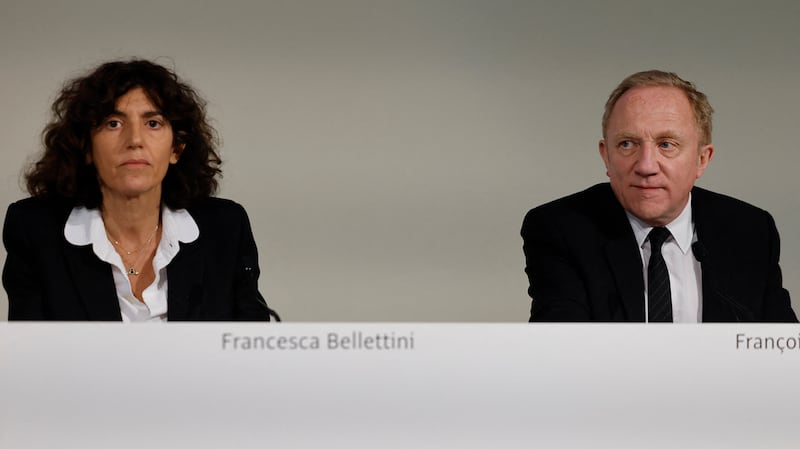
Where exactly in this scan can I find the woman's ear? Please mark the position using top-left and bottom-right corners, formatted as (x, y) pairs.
(171, 143), (185, 164)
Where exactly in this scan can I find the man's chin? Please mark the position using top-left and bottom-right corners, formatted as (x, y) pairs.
(623, 201), (671, 227)
(632, 187), (667, 201)
(634, 212), (672, 227)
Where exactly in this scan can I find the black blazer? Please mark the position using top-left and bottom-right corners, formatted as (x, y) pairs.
(3, 197), (274, 321)
(521, 183), (797, 322)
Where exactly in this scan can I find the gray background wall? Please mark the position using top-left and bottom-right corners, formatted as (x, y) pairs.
(1, 0), (798, 321)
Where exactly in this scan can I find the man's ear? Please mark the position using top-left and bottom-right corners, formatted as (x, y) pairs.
(695, 144), (714, 179)
(599, 139), (610, 177)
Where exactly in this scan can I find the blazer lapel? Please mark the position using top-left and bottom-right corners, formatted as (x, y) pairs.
(692, 190), (752, 322)
(597, 185), (645, 321)
(166, 240), (205, 320)
(63, 243), (121, 320)
(605, 236), (646, 321)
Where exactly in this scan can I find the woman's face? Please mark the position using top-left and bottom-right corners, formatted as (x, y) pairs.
(89, 87), (179, 202)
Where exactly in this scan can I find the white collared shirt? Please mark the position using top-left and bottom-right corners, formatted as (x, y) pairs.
(626, 195), (703, 323)
(64, 206), (199, 322)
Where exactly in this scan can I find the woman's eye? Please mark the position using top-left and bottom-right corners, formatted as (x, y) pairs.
(106, 120), (121, 129)
(146, 120), (162, 128)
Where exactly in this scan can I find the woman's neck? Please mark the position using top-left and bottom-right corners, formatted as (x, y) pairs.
(100, 192), (162, 244)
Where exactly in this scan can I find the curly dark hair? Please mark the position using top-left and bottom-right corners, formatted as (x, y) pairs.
(25, 59), (222, 209)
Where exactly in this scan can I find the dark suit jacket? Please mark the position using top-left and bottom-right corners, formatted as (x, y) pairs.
(3, 197), (274, 321)
(521, 183), (797, 322)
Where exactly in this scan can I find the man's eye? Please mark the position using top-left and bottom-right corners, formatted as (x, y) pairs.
(146, 120), (162, 128)
(619, 140), (633, 149)
(106, 120), (121, 129)
(659, 141), (676, 150)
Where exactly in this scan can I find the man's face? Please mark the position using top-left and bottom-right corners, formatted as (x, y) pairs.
(599, 85), (713, 227)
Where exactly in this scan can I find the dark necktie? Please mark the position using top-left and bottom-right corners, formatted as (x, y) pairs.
(647, 227), (673, 322)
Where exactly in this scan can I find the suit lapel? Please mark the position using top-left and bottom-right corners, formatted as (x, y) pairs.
(692, 190), (742, 322)
(605, 236), (646, 321)
(166, 239), (205, 320)
(597, 185), (646, 321)
(63, 243), (122, 320)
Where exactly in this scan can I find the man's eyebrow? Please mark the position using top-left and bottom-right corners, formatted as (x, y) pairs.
(612, 132), (639, 141)
(611, 131), (682, 141)
(654, 131), (680, 140)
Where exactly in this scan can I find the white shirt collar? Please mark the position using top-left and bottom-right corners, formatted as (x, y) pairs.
(65, 205), (199, 251)
(627, 193), (694, 254)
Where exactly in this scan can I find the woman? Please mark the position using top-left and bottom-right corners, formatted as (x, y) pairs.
(3, 59), (278, 321)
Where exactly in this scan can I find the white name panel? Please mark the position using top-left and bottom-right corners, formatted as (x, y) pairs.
(1, 323), (798, 448)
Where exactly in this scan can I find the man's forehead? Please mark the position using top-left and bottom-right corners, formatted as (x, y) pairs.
(609, 87), (694, 126)
(616, 85), (691, 109)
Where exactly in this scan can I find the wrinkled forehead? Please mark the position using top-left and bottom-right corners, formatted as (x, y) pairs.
(606, 86), (700, 135)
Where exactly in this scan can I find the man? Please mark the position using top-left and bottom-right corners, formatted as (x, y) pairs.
(521, 70), (797, 322)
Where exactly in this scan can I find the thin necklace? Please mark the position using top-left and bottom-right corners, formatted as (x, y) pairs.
(105, 224), (159, 275)
(119, 246), (152, 276)
(106, 224), (159, 255)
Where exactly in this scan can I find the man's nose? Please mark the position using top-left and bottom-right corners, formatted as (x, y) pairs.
(633, 143), (659, 176)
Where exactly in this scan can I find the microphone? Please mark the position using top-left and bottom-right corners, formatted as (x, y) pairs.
(692, 240), (754, 321)
(259, 291), (282, 322)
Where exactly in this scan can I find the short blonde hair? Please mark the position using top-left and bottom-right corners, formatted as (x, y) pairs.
(602, 70), (714, 145)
